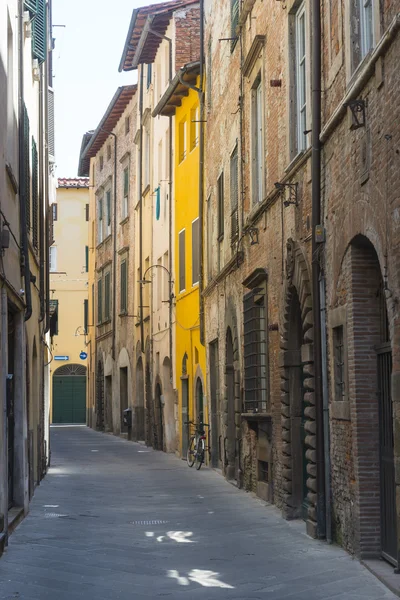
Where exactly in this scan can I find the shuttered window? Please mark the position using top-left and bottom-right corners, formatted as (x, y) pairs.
(231, 0), (239, 50)
(85, 203), (89, 221)
(179, 229), (186, 293)
(122, 167), (129, 219)
(106, 190), (111, 236)
(31, 139), (39, 249)
(104, 272), (111, 321)
(32, 0), (46, 64)
(24, 0), (37, 15)
(217, 173), (224, 240)
(120, 260), (127, 313)
(230, 145), (239, 242)
(49, 299), (58, 336)
(97, 279), (102, 324)
(49, 246), (57, 272)
(84, 299), (88, 334)
(243, 287), (268, 413)
(85, 246), (89, 272)
(48, 88), (55, 158)
(23, 103), (30, 230)
(97, 197), (103, 244)
(192, 219), (200, 286)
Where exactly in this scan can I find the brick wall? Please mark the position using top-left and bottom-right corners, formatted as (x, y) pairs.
(174, 6), (201, 71)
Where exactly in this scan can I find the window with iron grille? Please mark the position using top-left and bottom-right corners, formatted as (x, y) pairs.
(120, 259), (127, 314)
(230, 145), (239, 242)
(243, 287), (268, 412)
(31, 138), (39, 249)
(333, 325), (345, 401)
(104, 271), (111, 321)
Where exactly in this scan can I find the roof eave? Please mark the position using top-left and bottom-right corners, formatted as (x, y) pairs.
(119, 9), (139, 72)
(132, 15), (155, 69)
(153, 61), (201, 117)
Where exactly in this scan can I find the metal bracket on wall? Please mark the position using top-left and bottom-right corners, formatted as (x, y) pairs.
(343, 99), (366, 130)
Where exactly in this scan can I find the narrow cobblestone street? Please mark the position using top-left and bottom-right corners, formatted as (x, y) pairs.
(0, 426), (397, 600)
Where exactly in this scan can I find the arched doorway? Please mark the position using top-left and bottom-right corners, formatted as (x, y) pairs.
(225, 327), (237, 481)
(348, 236), (397, 564)
(136, 357), (145, 441)
(196, 377), (204, 423)
(96, 360), (104, 430)
(53, 364), (87, 424)
(154, 381), (164, 451)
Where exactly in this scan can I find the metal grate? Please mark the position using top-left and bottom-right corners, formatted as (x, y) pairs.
(243, 287), (268, 412)
(131, 520), (168, 526)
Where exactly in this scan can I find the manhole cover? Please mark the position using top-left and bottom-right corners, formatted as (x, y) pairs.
(131, 520), (169, 526)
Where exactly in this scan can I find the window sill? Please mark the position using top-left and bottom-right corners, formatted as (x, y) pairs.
(97, 318), (111, 327)
(119, 312), (128, 317)
(284, 148), (309, 175)
(120, 216), (129, 226)
(142, 184), (150, 197)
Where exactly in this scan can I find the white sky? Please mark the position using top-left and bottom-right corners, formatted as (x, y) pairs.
(52, 0), (147, 177)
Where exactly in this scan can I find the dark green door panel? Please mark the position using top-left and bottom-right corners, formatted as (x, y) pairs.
(53, 375), (86, 424)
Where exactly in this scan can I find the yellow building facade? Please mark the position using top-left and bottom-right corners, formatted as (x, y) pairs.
(155, 66), (206, 458)
(49, 179), (89, 424)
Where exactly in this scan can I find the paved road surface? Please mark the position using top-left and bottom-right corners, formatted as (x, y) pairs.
(0, 426), (397, 599)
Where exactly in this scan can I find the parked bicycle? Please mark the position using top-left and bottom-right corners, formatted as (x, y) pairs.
(185, 420), (210, 470)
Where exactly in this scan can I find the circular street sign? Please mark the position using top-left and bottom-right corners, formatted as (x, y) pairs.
(79, 352), (88, 360)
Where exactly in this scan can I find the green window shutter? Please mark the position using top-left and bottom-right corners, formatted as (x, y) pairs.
(124, 167), (129, 196)
(85, 245), (89, 272)
(32, 0), (46, 64)
(231, 0), (239, 49)
(32, 139), (39, 249)
(23, 103), (31, 230)
(120, 260), (127, 313)
(49, 299), (58, 336)
(104, 272), (111, 320)
(24, 0), (37, 15)
(84, 299), (88, 334)
(179, 229), (186, 292)
(106, 191), (111, 226)
(97, 280), (102, 324)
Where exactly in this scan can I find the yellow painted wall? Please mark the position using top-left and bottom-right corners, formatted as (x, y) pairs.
(49, 184), (89, 421)
(174, 82), (207, 457)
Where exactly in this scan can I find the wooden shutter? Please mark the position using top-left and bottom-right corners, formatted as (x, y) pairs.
(124, 167), (129, 197)
(97, 279), (102, 324)
(48, 88), (55, 157)
(104, 272), (111, 320)
(24, 0), (37, 15)
(32, 0), (46, 64)
(217, 173), (224, 239)
(192, 219), (199, 285)
(120, 260), (127, 313)
(23, 103), (30, 230)
(85, 246), (89, 272)
(230, 146), (239, 242)
(231, 0), (239, 49)
(31, 139), (39, 249)
(85, 204), (89, 221)
(179, 230), (186, 292)
(106, 191), (111, 226)
(84, 299), (88, 334)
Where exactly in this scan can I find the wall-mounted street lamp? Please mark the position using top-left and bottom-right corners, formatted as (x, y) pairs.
(274, 181), (299, 207)
(236, 226), (260, 267)
(343, 99), (366, 130)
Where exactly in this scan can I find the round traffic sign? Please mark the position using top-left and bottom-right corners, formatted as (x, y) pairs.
(79, 352), (88, 360)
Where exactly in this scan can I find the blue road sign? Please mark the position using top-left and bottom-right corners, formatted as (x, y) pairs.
(54, 356), (69, 361)
(79, 352), (88, 360)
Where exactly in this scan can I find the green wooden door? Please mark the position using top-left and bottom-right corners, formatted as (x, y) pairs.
(53, 376), (87, 424)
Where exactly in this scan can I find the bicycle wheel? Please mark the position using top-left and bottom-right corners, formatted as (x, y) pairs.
(187, 436), (196, 467)
(195, 438), (205, 470)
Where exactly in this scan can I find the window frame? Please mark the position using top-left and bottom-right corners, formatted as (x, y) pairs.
(192, 218), (200, 287)
(178, 228), (186, 293)
(120, 258), (128, 315)
(251, 75), (264, 205)
(104, 270), (111, 322)
(230, 144), (239, 243)
(97, 196), (104, 244)
(105, 188), (112, 237)
(217, 172), (224, 241)
(295, 2), (307, 154)
(49, 245), (57, 273)
(122, 165), (129, 220)
(97, 278), (103, 325)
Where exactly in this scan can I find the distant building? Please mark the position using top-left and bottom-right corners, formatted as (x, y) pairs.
(49, 178), (89, 425)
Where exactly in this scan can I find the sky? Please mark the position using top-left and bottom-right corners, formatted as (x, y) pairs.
(52, 0), (146, 177)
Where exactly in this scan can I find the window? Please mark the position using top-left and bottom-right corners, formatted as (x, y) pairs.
(49, 246), (57, 272)
(207, 196), (213, 282)
(179, 120), (187, 163)
(217, 173), (224, 240)
(360, 0), (373, 58)
(84, 299), (88, 334)
(122, 167), (129, 219)
(52, 203), (58, 221)
(190, 106), (199, 151)
(120, 259), (127, 314)
(104, 271), (111, 321)
(32, 0), (46, 64)
(49, 299), (58, 336)
(231, 0), (239, 51)
(252, 77), (264, 204)
(192, 218), (200, 286)
(351, 0), (374, 70)
(97, 197), (103, 244)
(333, 325), (345, 401)
(85, 246), (89, 272)
(106, 190), (111, 236)
(295, 3), (307, 153)
(163, 252), (169, 302)
(100, 155), (104, 171)
(32, 139), (39, 249)
(147, 63), (152, 89)
(97, 279), (103, 324)
(107, 144), (111, 161)
(179, 229), (186, 293)
(144, 126), (150, 188)
(125, 116), (130, 135)
(243, 286), (268, 412)
(230, 145), (239, 242)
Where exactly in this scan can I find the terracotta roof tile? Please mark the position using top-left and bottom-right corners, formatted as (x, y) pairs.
(58, 177), (89, 189)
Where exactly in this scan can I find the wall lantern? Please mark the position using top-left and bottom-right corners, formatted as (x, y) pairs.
(343, 99), (366, 130)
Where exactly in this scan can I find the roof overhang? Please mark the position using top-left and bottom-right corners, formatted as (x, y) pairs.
(153, 61), (201, 117)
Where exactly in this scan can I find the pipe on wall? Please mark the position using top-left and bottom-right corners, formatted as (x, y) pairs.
(199, 0), (205, 346)
(139, 67), (144, 354)
(38, 64), (45, 323)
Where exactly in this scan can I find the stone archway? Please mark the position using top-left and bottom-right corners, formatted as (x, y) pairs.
(280, 238), (317, 538)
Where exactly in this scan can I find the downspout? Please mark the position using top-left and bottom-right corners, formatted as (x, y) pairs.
(44, 2), (51, 334)
(39, 64), (45, 323)
(139, 67), (144, 353)
(311, 0), (326, 538)
(19, 0), (32, 322)
(320, 274), (332, 543)
(199, 0), (205, 346)
(239, 24), (244, 233)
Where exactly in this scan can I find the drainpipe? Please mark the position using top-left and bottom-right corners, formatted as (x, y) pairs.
(311, 0), (326, 538)
(199, 0), (205, 346)
(139, 67), (144, 353)
(320, 274), (332, 543)
(18, 0), (32, 322)
(39, 64), (45, 323)
(99, 127), (117, 360)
